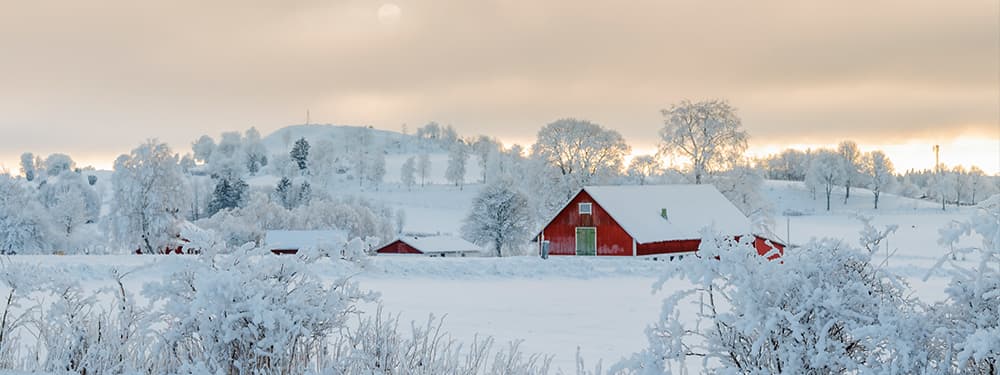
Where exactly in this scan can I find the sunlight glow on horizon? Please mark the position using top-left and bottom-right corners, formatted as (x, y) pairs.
(1, 135), (996, 177)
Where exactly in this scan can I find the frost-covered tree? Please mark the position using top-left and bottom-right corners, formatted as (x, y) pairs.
(446, 142), (469, 189)
(39, 172), (100, 250)
(805, 149), (844, 211)
(400, 156), (417, 191)
(417, 153), (431, 187)
(207, 175), (248, 216)
(191, 135), (215, 163)
(298, 180), (312, 206)
(415, 122), (442, 141)
(659, 99), (748, 184)
(626, 155), (662, 185)
(309, 138), (340, 188)
(0, 174), (56, 253)
(760, 148), (809, 181)
(462, 182), (534, 257)
(837, 140), (861, 202)
(967, 166), (989, 204)
(532, 118), (629, 193)
(290, 137), (310, 171)
(472, 136), (503, 183)
(19, 152), (36, 181)
(367, 145), (386, 190)
(274, 176), (294, 209)
(930, 169), (953, 211)
(861, 150), (895, 209)
(110, 140), (191, 253)
(243, 127), (268, 175)
(951, 165), (970, 206)
(44, 153), (75, 176)
(203, 131), (248, 179)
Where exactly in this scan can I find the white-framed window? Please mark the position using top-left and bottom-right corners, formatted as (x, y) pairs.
(579, 202), (592, 215)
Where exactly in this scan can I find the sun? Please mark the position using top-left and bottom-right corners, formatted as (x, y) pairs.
(377, 3), (402, 25)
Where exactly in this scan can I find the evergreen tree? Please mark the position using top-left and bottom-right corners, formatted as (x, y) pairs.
(290, 137), (310, 171)
(208, 176), (248, 216)
(298, 181), (312, 206)
(274, 177), (294, 209)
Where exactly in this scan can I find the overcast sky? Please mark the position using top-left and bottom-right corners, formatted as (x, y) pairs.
(0, 0), (997, 172)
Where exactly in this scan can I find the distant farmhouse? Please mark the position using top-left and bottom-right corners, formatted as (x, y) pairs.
(537, 185), (783, 258)
(375, 235), (483, 257)
(264, 230), (346, 255)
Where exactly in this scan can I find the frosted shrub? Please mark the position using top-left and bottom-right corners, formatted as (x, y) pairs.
(617, 230), (922, 374)
(929, 195), (1000, 373)
(330, 306), (553, 374)
(144, 248), (376, 374)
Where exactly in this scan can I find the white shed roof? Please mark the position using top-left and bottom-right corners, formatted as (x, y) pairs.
(582, 185), (751, 244)
(264, 230), (347, 250)
(399, 235), (482, 254)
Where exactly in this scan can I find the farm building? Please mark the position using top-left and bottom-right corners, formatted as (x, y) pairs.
(264, 230), (346, 255)
(537, 185), (783, 257)
(375, 235), (483, 257)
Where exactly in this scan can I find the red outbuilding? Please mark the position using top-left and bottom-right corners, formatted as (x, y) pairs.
(537, 185), (783, 258)
(375, 235), (483, 257)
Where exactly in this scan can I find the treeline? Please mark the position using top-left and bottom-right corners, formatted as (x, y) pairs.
(756, 142), (997, 210)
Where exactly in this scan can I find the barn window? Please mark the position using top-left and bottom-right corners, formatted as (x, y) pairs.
(579, 203), (592, 215)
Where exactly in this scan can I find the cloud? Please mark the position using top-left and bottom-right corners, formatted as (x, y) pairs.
(0, 0), (995, 162)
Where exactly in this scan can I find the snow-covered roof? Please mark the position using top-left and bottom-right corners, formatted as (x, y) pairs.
(581, 185), (751, 244)
(264, 230), (347, 250)
(399, 235), (482, 254)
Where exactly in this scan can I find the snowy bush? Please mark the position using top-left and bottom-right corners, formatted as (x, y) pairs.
(330, 306), (553, 374)
(617, 231), (925, 374)
(928, 195), (1000, 373)
(143, 247), (377, 374)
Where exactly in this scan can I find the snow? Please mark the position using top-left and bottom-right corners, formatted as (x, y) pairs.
(582, 184), (752, 243)
(0, 174), (990, 372)
(264, 230), (347, 250)
(396, 235), (483, 254)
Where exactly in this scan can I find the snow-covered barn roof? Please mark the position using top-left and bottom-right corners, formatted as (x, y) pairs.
(581, 185), (751, 244)
(399, 235), (482, 254)
(264, 230), (347, 250)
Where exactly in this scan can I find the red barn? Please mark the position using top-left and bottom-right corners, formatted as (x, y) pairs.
(375, 235), (483, 257)
(537, 185), (783, 257)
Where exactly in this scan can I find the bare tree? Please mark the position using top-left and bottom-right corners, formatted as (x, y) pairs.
(805, 149), (843, 211)
(531, 118), (630, 196)
(838, 141), (861, 203)
(626, 155), (663, 185)
(861, 150), (894, 209)
(658, 99), (748, 184)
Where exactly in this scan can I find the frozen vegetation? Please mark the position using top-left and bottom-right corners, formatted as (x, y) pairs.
(0, 101), (997, 373)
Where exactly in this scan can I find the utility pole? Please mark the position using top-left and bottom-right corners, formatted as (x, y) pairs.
(306, 109), (310, 125)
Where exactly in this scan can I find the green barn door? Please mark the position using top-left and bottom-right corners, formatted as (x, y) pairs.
(575, 227), (596, 256)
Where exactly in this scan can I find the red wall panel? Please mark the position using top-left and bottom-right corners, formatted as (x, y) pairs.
(375, 240), (424, 254)
(541, 191), (634, 256)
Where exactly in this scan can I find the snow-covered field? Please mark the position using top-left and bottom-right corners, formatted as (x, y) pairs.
(0, 180), (983, 371)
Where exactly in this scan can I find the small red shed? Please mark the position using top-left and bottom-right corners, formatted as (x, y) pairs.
(537, 185), (783, 257)
(376, 235), (483, 257)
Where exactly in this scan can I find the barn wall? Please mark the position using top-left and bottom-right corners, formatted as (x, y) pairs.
(376, 240), (424, 254)
(542, 191), (633, 256)
(753, 236), (785, 259)
(636, 239), (702, 255)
